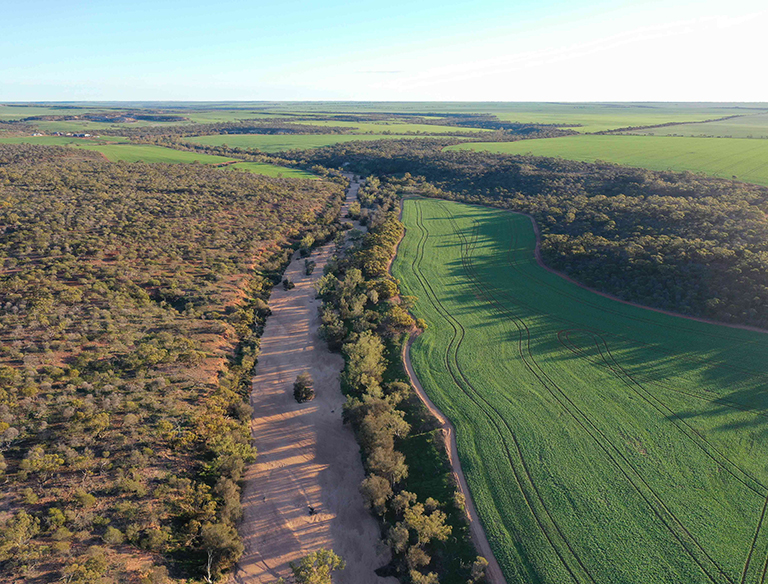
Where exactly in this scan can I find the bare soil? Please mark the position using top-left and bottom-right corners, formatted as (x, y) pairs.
(235, 177), (396, 584)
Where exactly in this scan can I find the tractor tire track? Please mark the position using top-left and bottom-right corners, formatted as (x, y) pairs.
(436, 202), (732, 584)
(410, 202), (593, 584)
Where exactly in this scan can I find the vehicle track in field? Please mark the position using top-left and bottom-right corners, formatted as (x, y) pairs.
(496, 215), (768, 378)
(556, 329), (768, 496)
(740, 494), (768, 584)
(556, 330), (768, 421)
(433, 201), (733, 584)
(410, 203), (594, 584)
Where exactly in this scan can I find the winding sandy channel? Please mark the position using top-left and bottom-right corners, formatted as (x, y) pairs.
(236, 176), (396, 584)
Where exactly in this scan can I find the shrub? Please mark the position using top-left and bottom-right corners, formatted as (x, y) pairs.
(283, 278), (295, 290)
(293, 373), (315, 403)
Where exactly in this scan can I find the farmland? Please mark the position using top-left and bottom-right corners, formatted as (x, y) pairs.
(183, 133), (461, 152)
(630, 113), (768, 138)
(0, 136), (313, 177)
(392, 197), (768, 584)
(447, 135), (768, 186)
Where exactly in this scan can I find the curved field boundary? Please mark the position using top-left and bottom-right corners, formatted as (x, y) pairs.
(396, 197), (768, 583)
(436, 202), (734, 584)
(408, 202), (596, 584)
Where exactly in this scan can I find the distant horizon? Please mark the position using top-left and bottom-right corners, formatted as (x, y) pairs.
(3, 100), (768, 106)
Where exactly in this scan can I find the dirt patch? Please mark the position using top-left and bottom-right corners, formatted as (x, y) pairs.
(235, 177), (396, 583)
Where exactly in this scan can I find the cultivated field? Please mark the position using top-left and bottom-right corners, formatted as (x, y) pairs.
(392, 197), (768, 584)
(0, 136), (313, 177)
(448, 135), (768, 186)
(184, 133), (459, 152)
(630, 114), (768, 138)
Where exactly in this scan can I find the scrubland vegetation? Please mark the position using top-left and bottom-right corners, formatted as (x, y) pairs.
(0, 143), (343, 582)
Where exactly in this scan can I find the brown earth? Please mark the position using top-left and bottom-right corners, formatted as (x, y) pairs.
(235, 176), (397, 584)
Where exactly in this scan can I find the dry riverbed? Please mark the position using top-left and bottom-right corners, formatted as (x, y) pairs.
(235, 177), (396, 584)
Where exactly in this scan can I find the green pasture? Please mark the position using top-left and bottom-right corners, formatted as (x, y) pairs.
(393, 197), (768, 584)
(630, 113), (768, 139)
(448, 135), (768, 186)
(184, 133), (458, 152)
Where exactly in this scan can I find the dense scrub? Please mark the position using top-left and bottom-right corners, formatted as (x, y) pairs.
(296, 140), (768, 328)
(316, 177), (486, 584)
(0, 144), (344, 583)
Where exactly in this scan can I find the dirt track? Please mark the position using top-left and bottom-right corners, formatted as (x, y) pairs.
(393, 197), (508, 584)
(236, 176), (396, 584)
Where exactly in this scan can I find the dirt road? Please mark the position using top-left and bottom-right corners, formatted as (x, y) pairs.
(236, 176), (396, 584)
(393, 197), (507, 584)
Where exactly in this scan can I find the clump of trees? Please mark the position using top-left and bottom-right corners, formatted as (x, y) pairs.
(0, 143), (345, 582)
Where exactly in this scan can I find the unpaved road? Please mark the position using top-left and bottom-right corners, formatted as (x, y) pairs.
(236, 176), (396, 584)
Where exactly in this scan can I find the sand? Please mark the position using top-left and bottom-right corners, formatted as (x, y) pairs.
(235, 176), (396, 584)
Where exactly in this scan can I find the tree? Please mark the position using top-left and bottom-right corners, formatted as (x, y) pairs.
(359, 474), (392, 515)
(294, 372), (315, 403)
(290, 549), (345, 584)
(343, 331), (385, 393)
(200, 522), (244, 583)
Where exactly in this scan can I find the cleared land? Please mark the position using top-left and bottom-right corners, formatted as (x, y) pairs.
(448, 135), (768, 186)
(0, 136), (312, 177)
(629, 113), (768, 138)
(392, 197), (768, 584)
(184, 133), (459, 152)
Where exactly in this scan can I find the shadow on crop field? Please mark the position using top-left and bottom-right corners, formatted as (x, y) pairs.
(430, 203), (768, 438)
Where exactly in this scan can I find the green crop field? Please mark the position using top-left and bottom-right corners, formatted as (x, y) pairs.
(448, 135), (768, 186)
(288, 119), (492, 134)
(392, 197), (768, 584)
(630, 114), (768, 139)
(0, 136), (310, 177)
(226, 161), (315, 179)
(184, 133), (460, 152)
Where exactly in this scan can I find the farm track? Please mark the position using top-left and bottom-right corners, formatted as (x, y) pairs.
(410, 203), (593, 584)
(430, 201), (734, 584)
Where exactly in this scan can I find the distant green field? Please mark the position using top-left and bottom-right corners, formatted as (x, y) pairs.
(0, 136), (310, 178)
(448, 135), (768, 186)
(257, 102), (766, 132)
(184, 133), (458, 152)
(630, 114), (768, 139)
(227, 161), (315, 179)
(290, 119), (492, 134)
(393, 197), (768, 584)
(0, 135), (131, 146)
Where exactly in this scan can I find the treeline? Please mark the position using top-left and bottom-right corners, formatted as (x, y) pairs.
(316, 177), (487, 584)
(296, 139), (768, 329)
(0, 143), (345, 583)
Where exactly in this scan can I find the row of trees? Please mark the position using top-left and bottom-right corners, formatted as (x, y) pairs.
(0, 143), (346, 582)
(316, 177), (487, 584)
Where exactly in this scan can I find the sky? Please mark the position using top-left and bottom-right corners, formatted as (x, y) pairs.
(1, 0), (767, 101)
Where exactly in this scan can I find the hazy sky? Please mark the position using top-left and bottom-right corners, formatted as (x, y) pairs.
(2, 0), (766, 101)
